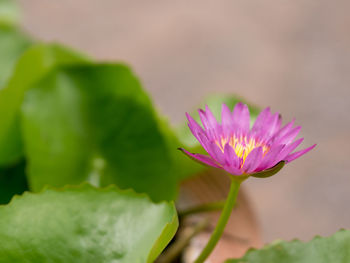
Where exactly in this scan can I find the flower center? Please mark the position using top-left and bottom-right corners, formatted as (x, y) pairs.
(216, 135), (270, 166)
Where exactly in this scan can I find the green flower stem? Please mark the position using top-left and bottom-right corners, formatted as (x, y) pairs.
(194, 177), (242, 263)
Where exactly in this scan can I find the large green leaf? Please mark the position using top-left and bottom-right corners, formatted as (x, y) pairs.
(226, 229), (350, 263)
(0, 42), (206, 200)
(0, 44), (88, 165)
(20, 64), (178, 201)
(20, 69), (92, 189)
(0, 184), (178, 263)
(158, 117), (204, 181)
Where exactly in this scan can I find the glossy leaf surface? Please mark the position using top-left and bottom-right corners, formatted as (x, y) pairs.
(226, 230), (350, 263)
(0, 44), (88, 165)
(0, 184), (178, 263)
(20, 64), (177, 201)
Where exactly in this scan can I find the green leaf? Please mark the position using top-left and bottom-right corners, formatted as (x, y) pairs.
(0, 0), (30, 84)
(226, 229), (350, 263)
(0, 0), (20, 26)
(1, 42), (212, 200)
(0, 184), (178, 263)
(0, 24), (31, 87)
(76, 65), (177, 201)
(251, 161), (285, 178)
(0, 159), (28, 204)
(176, 94), (260, 148)
(158, 117), (204, 181)
(0, 44), (88, 165)
(20, 64), (178, 201)
(20, 68), (93, 189)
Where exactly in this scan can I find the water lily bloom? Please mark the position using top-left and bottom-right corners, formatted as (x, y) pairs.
(180, 103), (316, 177)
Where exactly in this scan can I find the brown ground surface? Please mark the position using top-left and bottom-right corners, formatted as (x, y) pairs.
(18, 0), (350, 244)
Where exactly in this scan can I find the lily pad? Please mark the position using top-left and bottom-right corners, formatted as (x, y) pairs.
(0, 184), (178, 263)
(20, 64), (177, 201)
(226, 229), (350, 263)
(0, 44), (88, 165)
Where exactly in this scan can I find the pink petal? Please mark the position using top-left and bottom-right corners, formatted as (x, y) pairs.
(232, 102), (250, 134)
(198, 107), (221, 141)
(256, 144), (285, 171)
(186, 112), (204, 134)
(277, 138), (304, 161)
(197, 131), (217, 158)
(198, 105), (219, 131)
(197, 131), (225, 165)
(179, 148), (221, 168)
(251, 107), (271, 137)
(187, 125), (211, 154)
(275, 126), (301, 145)
(186, 113), (206, 142)
(285, 144), (316, 163)
(275, 114), (283, 134)
(207, 140), (226, 164)
(223, 164), (243, 175)
(221, 104), (233, 137)
(268, 120), (295, 144)
(224, 143), (240, 169)
(261, 138), (304, 169)
(242, 147), (263, 173)
(265, 112), (282, 138)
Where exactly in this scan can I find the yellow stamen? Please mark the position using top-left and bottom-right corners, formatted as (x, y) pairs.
(216, 135), (269, 166)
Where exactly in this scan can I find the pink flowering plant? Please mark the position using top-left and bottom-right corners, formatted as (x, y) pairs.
(181, 103), (315, 178)
(0, 2), (349, 263)
(180, 103), (316, 262)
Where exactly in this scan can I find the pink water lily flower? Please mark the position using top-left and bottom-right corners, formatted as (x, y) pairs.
(180, 103), (316, 177)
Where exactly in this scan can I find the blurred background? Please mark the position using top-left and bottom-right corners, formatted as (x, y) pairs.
(17, 0), (350, 243)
